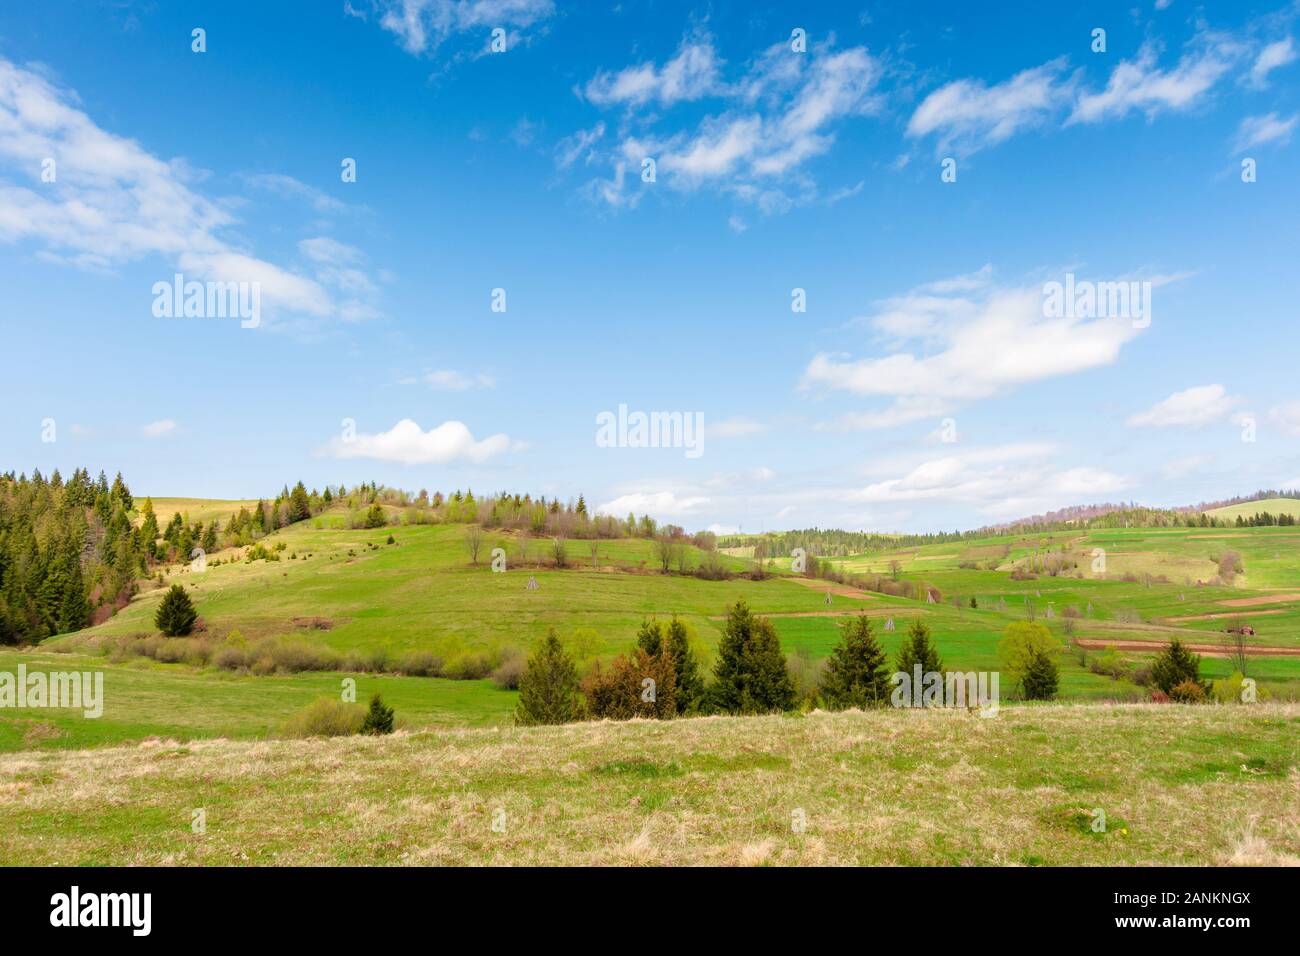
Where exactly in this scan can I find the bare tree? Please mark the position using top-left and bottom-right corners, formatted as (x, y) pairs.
(588, 539), (600, 568)
(465, 526), (484, 564)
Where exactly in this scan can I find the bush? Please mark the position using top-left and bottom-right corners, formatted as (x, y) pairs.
(491, 648), (526, 689)
(213, 646), (249, 671)
(443, 650), (493, 680)
(1020, 647), (1059, 700)
(582, 647), (677, 720)
(154, 584), (197, 636)
(398, 650), (443, 677)
(281, 698), (364, 737)
(1169, 679), (1206, 704)
(359, 693), (395, 734)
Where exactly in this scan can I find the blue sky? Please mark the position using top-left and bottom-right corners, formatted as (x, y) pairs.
(1, 0), (1297, 533)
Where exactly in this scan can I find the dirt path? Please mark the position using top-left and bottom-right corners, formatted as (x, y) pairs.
(1074, 638), (1300, 657)
(1218, 592), (1300, 608)
(784, 577), (876, 600)
(1160, 609), (1288, 623)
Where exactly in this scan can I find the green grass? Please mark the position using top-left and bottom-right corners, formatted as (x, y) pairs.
(1, 510), (1295, 754)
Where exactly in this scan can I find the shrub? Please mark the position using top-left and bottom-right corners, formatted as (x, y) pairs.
(515, 629), (583, 726)
(155, 584), (197, 636)
(635, 617), (705, 714)
(822, 614), (891, 709)
(359, 693), (395, 734)
(1169, 679), (1206, 704)
(443, 650), (492, 680)
(399, 650), (443, 677)
(213, 646), (249, 671)
(1088, 648), (1129, 680)
(281, 698), (364, 737)
(490, 647), (526, 689)
(582, 647), (677, 720)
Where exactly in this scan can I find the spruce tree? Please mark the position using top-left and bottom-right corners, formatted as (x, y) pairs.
(709, 599), (796, 714)
(895, 618), (943, 677)
(1151, 639), (1206, 694)
(1020, 647), (1059, 700)
(664, 616), (704, 714)
(288, 481), (312, 523)
(155, 584), (198, 636)
(515, 628), (583, 725)
(823, 614), (891, 709)
(360, 693), (395, 734)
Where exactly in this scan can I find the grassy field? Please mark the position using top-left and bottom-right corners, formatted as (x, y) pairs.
(1205, 497), (1300, 521)
(1, 504), (1296, 755)
(1, 702), (1294, 865)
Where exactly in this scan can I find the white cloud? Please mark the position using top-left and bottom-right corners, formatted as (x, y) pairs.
(907, 59), (1074, 155)
(414, 369), (495, 390)
(238, 172), (347, 214)
(577, 42), (882, 210)
(1126, 384), (1242, 427)
(322, 418), (514, 464)
(370, 0), (555, 56)
(585, 37), (721, 107)
(1232, 112), (1296, 152)
(0, 57), (366, 328)
(1070, 41), (1234, 124)
(595, 490), (710, 518)
(1160, 454), (1214, 480)
(802, 270), (1144, 428)
(1248, 37), (1295, 88)
(554, 122), (605, 169)
(141, 419), (177, 438)
(846, 443), (1128, 518)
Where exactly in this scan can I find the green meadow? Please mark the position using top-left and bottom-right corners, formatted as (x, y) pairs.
(1, 503), (1298, 755)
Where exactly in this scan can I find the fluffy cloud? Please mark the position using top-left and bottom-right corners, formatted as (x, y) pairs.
(1248, 37), (1295, 88)
(1232, 112), (1297, 152)
(848, 443), (1127, 518)
(141, 419), (178, 438)
(585, 37), (721, 107)
(575, 38), (882, 210)
(1126, 384), (1242, 427)
(0, 57), (370, 327)
(595, 490), (710, 518)
(906, 59), (1075, 155)
(802, 269), (1145, 428)
(322, 418), (514, 464)
(1069, 41), (1234, 124)
(364, 0), (555, 56)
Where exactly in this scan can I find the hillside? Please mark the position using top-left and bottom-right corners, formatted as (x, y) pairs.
(1205, 497), (1300, 520)
(1, 703), (1293, 866)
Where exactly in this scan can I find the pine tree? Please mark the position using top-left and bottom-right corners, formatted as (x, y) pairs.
(896, 619), (943, 677)
(1151, 639), (1206, 694)
(359, 693), (395, 734)
(709, 599), (795, 714)
(1020, 647), (1059, 700)
(288, 481), (312, 523)
(822, 613), (891, 709)
(664, 616), (704, 714)
(155, 584), (198, 636)
(515, 629), (583, 725)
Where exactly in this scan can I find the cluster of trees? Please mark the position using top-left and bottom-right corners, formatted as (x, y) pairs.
(0, 469), (145, 644)
(513, 602), (1059, 727)
(1231, 511), (1297, 527)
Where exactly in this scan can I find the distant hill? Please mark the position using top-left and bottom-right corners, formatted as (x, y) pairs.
(1204, 497), (1300, 520)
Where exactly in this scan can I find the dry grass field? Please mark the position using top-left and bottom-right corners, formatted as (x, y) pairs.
(2, 702), (1295, 866)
